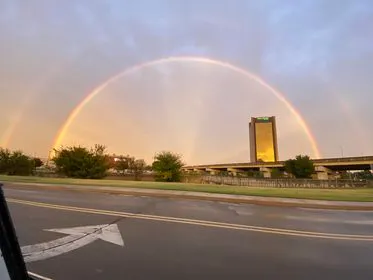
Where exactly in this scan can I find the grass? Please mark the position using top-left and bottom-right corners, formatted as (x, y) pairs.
(1, 175), (373, 202)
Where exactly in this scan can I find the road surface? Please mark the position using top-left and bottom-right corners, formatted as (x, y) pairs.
(3, 184), (373, 280)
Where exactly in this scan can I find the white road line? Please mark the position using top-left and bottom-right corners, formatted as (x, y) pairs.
(8, 198), (373, 241)
(286, 215), (373, 225)
(298, 207), (373, 213)
(28, 271), (53, 280)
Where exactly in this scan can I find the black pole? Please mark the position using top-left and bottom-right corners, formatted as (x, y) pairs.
(0, 183), (30, 280)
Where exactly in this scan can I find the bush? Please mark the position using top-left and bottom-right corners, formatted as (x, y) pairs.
(52, 144), (110, 179)
(33, 157), (44, 168)
(285, 155), (315, 178)
(271, 168), (283, 179)
(0, 148), (34, 176)
(152, 151), (184, 182)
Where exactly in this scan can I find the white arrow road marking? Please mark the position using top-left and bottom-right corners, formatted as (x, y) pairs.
(28, 271), (53, 280)
(21, 224), (124, 263)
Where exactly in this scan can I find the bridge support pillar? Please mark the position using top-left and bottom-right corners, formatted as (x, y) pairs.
(260, 167), (272, 178)
(315, 166), (331, 180)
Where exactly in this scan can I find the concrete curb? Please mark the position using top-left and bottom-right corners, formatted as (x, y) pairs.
(4, 182), (373, 211)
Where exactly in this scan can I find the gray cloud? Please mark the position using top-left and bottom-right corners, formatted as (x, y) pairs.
(1, 0), (372, 162)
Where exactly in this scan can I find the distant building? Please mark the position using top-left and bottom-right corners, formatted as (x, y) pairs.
(249, 116), (279, 162)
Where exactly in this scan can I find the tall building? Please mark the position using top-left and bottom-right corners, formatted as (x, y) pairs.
(249, 116), (279, 162)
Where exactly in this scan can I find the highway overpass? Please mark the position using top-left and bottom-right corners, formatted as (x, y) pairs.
(183, 156), (373, 179)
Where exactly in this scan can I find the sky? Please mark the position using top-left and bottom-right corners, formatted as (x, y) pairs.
(0, 0), (372, 165)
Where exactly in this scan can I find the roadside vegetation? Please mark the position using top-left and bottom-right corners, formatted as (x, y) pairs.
(1, 145), (372, 202)
(1, 175), (373, 202)
(53, 144), (110, 179)
(52, 145), (183, 181)
(1, 145), (183, 182)
(285, 155), (315, 178)
(152, 151), (184, 182)
(0, 147), (42, 176)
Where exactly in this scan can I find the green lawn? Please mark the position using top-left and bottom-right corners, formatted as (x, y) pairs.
(1, 175), (373, 202)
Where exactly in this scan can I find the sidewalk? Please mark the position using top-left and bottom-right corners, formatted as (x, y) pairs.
(5, 182), (373, 210)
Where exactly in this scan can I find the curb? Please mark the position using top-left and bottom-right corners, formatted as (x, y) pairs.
(4, 182), (373, 211)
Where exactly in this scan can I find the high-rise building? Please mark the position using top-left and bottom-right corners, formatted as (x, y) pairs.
(249, 116), (279, 162)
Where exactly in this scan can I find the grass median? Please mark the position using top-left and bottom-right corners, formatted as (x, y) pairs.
(1, 175), (373, 202)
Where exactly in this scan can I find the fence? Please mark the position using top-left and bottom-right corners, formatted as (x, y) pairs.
(200, 175), (368, 189)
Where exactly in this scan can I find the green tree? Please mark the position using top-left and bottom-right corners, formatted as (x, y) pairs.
(340, 171), (353, 180)
(245, 170), (264, 178)
(271, 168), (283, 179)
(7, 151), (35, 175)
(33, 157), (44, 168)
(0, 148), (11, 174)
(354, 170), (373, 180)
(126, 156), (135, 173)
(152, 151), (184, 182)
(114, 155), (130, 175)
(52, 144), (109, 179)
(285, 155), (315, 178)
(131, 159), (146, 181)
(144, 165), (153, 172)
(0, 148), (35, 175)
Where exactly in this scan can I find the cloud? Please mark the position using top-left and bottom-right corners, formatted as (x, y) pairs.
(1, 0), (372, 161)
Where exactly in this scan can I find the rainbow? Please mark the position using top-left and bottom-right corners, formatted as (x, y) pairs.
(1, 58), (76, 149)
(51, 56), (321, 159)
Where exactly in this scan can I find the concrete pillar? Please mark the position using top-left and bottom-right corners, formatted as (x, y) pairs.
(316, 172), (328, 180)
(260, 167), (272, 178)
(315, 166), (330, 180)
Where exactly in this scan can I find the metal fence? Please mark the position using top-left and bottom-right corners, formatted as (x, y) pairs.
(200, 175), (368, 188)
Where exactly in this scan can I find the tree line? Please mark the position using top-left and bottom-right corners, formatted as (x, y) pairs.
(2, 145), (371, 181)
(0, 148), (43, 176)
(52, 145), (183, 181)
(0, 145), (184, 181)
(0, 147), (316, 180)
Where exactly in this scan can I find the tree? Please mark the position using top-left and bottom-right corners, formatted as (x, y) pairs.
(114, 155), (130, 175)
(33, 157), (44, 168)
(285, 155), (315, 178)
(354, 170), (373, 180)
(245, 170), (264, 178)
(144, 165), (153, 172)
(131, 159), (146, 181)
(0, 148), (34, 176)
(125, 156), (135, 173)
(8, 151), (35, 175)
(152, 151), (184, 182)
(0, 148), (11, 174)
(52, 144), (110, 179)
(271, 168), (283, 179)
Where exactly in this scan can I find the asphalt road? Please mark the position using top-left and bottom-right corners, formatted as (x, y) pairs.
(3, 184), (373, 280)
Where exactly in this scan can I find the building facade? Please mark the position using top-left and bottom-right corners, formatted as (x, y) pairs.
(249, 116), (279, 162)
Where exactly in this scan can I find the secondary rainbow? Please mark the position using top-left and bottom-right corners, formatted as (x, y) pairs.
(51, 56), (321, 159)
